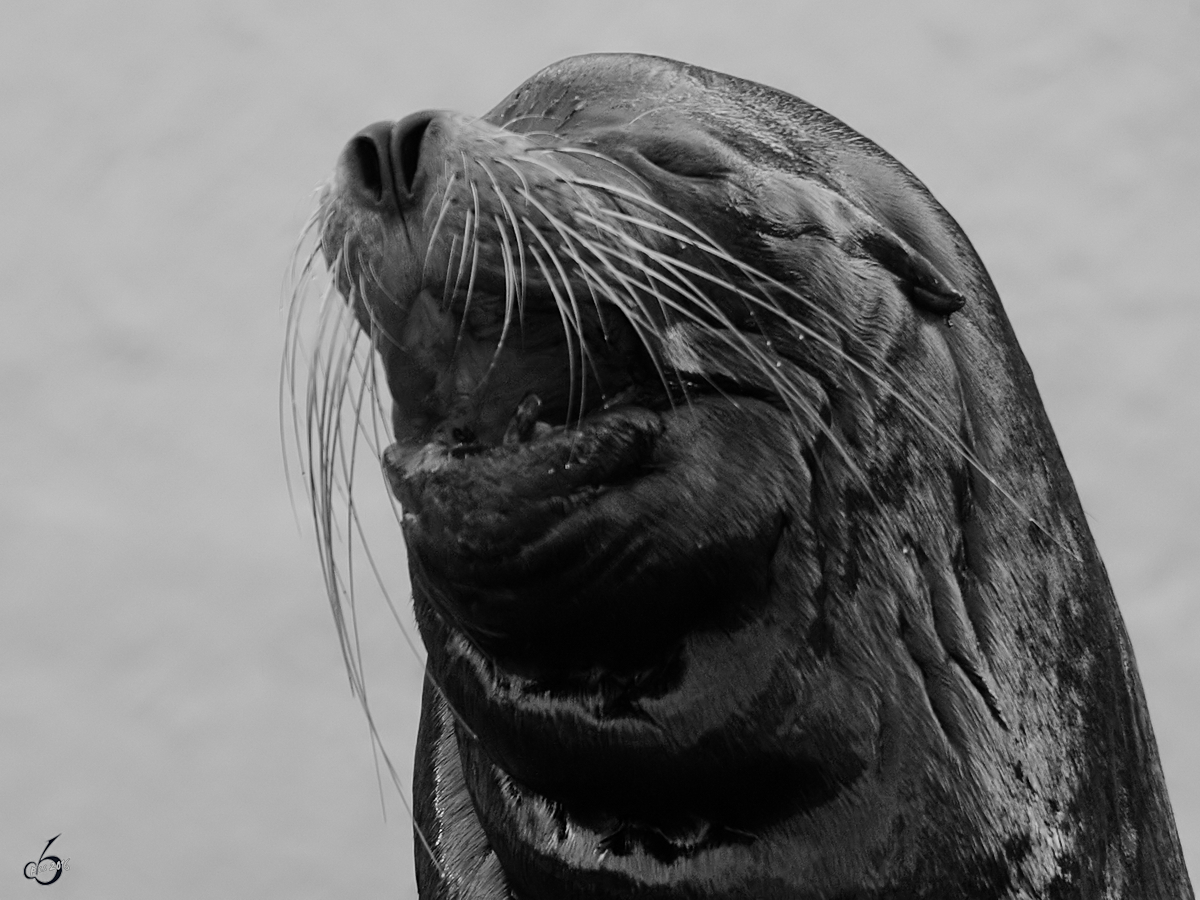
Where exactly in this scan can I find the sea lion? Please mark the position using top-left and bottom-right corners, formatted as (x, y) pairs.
(297, 53), (1193, 898)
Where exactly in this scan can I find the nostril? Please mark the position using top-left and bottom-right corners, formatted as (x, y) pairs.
(351, 134), (385, 203)
(340, 121), (397, 208)
(338, 114), (435, 210)
(394, 112), (434, 195)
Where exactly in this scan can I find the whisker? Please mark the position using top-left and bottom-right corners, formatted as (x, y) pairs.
(538, 208), (876, 492)
(586, 196), (1070, 550)
(451, 174), (484, 359)
(515, 192), (668, 402)
(524, 236), (582, 422)
(281, 226), (452, 880)
(518, 194), (670, 394)
(421, 170), (458, 287)
(476, 160), (525, 379)
(450, 174), (475, 307)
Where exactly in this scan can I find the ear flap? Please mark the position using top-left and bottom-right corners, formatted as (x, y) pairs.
(773, 176), (966, 315)
(856, 227), (966, 314)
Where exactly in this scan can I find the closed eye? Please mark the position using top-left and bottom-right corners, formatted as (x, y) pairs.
(637, 136), (730, 179)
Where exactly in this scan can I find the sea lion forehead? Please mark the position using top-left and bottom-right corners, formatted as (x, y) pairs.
(485, 54), (707, 128)
(484, 53), (805, 149)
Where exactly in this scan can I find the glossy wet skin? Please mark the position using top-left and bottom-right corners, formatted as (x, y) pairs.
(314, 54), (1191, 899)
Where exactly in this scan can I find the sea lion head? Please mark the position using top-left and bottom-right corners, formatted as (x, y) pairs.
(298, 53), (1190, 898)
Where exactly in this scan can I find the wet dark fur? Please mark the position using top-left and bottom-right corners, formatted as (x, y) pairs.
(288, 54), (1193, 898)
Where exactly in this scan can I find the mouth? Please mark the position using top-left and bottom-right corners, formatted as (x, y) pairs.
(384, 384), (657, 485)
(382, 396), (665, 579)
(369, 278), (793, 602)
(380, 358), (748, 509)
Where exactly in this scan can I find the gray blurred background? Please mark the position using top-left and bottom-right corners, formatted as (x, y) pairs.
(2, 1), (1196, 897)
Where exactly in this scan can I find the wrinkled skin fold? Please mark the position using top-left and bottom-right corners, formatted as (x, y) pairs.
(306, 53), (1193, 898)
